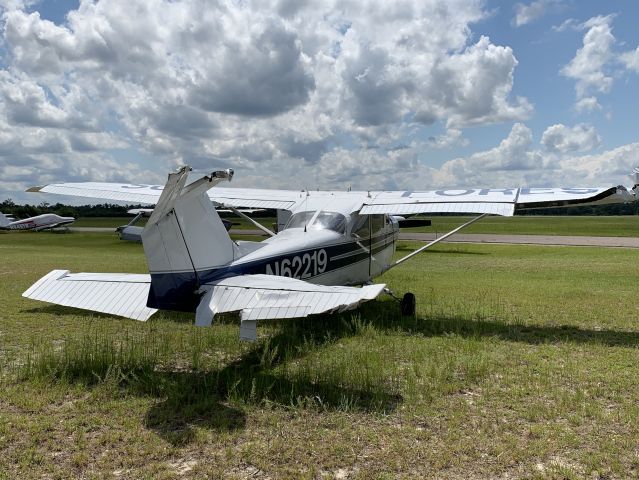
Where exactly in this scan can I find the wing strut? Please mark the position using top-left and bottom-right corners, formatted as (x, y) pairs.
(390, 213), (489, 268)
(225, 205), (275, 237)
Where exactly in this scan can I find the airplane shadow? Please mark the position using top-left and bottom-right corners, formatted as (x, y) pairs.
(27, 295), (637, 446)
(23, 305), (194, 324)
(23, 305), (124, 320)
(22, 306), (402, 446)
(359, 301), (639, 348)
(142, 316), (402, 445)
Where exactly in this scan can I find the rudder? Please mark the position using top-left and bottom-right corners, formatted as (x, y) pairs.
(141, 166), (237, 311)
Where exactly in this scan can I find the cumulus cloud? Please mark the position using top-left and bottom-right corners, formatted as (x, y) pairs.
(561, 15), (615, 102)
(397, 124), (635, 190)
(574, 96), (601, 113)
(513, 0), (561, 27)
(0, 0), (538, 196)
(541, 123), (601, 153)
(448, 123), (543, 173)
(426, 36), (532, 127)
(427, 129), (468, 149)
(560, 15), (639, 114)
(620, 47), (639, 73)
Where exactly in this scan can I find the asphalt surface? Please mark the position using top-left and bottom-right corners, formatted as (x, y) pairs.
(399, 232), (639, 248)
(70, 227), (639, 248)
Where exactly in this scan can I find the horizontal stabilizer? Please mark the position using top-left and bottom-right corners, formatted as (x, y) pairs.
(23, 270), (157, 321)
(195, 274), (385, 340)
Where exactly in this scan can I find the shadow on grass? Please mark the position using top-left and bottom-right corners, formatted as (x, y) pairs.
(359, 301), (639, 348)
(18, 310), (402, 446)
(142, 316), (402, 445)
(23, 305), (194, 323)
(23, 304), (125, 320)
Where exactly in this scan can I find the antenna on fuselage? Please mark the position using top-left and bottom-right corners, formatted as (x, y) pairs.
(303, 189), (310, 232)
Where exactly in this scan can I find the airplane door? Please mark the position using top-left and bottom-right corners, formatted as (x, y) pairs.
(352, 215), (371, 276)
(369, 214), (385, 276)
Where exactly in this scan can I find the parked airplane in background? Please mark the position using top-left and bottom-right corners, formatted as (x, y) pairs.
(116, 207), (246, 242)
(23, 166), (639, 340)
(0, 212), (74, 231)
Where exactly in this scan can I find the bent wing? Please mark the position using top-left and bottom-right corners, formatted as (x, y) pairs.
(195, 274), (385, 340)
(362, 186), (634, 216)
(23, 270), (157, 321)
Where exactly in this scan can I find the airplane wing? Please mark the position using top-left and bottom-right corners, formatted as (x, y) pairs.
(195, 274), (385, 340)
(28, 172), (637, 216)
(28, 182), (304, 210)
(23, 270), (158, 321)
(362, 186), (635, 216)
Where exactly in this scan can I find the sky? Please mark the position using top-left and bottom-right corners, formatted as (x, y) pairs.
(1, 0), (639, 204)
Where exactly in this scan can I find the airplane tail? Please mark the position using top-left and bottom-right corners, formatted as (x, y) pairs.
(141, 166), (238, 311)
(0, 212), (13, 227)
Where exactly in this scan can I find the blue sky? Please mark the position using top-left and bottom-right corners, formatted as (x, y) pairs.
(1, 0), (639, 204)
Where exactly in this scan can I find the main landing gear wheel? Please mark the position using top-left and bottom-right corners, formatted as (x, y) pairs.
(400, 292), (416, 316)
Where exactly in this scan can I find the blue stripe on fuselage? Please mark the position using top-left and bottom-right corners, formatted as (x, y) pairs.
(147, 231), (397, 311)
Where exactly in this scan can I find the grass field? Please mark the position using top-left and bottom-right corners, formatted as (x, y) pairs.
(71, 215), (639, 237)
(2, 231), (639, 478)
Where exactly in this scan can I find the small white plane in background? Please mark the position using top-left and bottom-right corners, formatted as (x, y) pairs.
(116, 207), (257, 242)
(115, 208), (153, 242)
(0, 212), (75, 231)
(23, 166), (639, 340)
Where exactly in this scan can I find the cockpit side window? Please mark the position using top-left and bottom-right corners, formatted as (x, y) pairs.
(312, 212), (346, 234)
(352, 215), (370, 238)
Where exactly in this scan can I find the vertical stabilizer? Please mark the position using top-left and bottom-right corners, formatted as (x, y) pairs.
(0, 212), (12, 227)
(141, 166), (237, 310)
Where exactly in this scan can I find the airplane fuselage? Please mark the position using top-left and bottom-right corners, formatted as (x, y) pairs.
(147, 213), (400, 311)
(2, 214), (75, 231)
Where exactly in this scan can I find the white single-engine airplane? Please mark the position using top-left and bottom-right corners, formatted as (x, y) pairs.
(23, 166), (639, 340)
(0, 212), (75, 231)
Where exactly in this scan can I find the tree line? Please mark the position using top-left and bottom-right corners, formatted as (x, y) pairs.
(0, 199), (277, 218)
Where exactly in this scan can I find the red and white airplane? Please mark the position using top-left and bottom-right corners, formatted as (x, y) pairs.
(0, 212), (75, 231)
(22, 166), (639, 340)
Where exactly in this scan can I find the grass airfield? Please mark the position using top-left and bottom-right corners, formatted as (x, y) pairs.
(1, 225), (639, 478)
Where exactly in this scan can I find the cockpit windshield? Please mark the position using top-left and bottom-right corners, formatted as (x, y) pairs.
(284, 211), (316, 230)
(284, 211), (346, 234)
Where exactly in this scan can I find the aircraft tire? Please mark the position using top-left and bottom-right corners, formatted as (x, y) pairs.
(400, 292), (416, 316)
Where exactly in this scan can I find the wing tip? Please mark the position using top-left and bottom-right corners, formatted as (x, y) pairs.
(26, 185), (44, 193)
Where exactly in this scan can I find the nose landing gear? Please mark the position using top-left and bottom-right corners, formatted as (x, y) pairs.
(400, 292), (416, 316)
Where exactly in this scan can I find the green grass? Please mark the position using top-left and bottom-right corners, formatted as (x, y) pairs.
(412, 214), (639, 236)
(2, 231), (639, 477)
